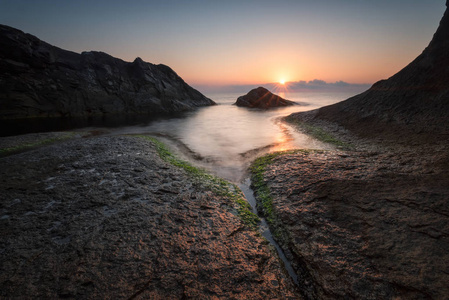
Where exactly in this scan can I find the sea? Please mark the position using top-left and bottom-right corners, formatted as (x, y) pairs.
(112, 90), (363, 182)
(1, 90), (365, 181)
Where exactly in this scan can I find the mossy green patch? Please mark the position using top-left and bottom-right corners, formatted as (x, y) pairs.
(138, 135), (260, 228)
(250, 152), (285, 224)
(249, 151), (296, 242)
(284, 116), (353, 150)
(250, 150), (316, 228)
(250, 150), (324, 247)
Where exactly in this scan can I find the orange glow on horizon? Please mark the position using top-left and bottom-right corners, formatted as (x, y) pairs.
(169, 42), (408, 86)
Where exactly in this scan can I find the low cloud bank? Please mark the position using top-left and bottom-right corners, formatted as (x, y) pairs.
(195, 80), (371, 94)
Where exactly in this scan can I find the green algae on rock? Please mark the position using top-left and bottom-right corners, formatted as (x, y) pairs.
(139, 135), (260, 229)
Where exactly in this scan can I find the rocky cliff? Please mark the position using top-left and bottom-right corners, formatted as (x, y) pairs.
(290, 1), (449, 139)
(0, 25), (215, 120)
(235, 87), (296, 109)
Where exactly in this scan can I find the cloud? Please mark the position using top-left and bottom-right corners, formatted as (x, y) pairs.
(308, 79), (327, 85)
(193, 79), (371, 94)
(265, 79), (370, 91)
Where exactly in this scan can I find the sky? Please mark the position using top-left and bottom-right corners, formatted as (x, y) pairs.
(0, 0), (446, 88)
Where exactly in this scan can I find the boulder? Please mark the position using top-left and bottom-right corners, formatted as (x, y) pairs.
(0, 25), (215, 120)
(235, 87), (296, 109)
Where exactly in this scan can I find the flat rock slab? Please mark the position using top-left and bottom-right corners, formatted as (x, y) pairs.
(0, 135), (298, 299)
(258, 149), (449, 299)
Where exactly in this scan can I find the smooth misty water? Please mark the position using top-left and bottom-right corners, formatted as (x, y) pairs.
(114, 90), (360, 182)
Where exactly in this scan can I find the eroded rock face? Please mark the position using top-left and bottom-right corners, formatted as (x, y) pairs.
(0, 25), (215, 120)
(235, 87), (296, 109)
(289, 3), (449, 139)
(0, 135), (299, 299)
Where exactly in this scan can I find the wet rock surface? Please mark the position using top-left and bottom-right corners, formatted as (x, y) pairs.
(0, 135), (299, 299)
(235, 87), (296, 109)
(254, 143), (449, 299)
(0, 25), (215, 121)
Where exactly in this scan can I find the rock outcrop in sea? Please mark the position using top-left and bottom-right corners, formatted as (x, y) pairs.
(289, 0), (449, 139)
(0, 25), (215, 120)
(235, 87), (296, 109)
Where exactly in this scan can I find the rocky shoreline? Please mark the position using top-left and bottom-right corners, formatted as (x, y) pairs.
(251, 118), (449, 299)
(0, 134), (299, 299)
(2, 119), (449, 299)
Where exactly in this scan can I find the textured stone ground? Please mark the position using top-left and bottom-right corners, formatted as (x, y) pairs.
(0, 135), (299, 299)
(253, 134), (449, 299)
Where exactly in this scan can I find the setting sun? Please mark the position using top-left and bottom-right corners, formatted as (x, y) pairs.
(279, 79), (285, 85)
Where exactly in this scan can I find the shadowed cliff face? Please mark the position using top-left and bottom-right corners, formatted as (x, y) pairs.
(292, 2), (449, 139)
(0, 25), (215, 120)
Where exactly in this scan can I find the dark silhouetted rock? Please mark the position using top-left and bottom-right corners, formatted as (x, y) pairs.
(0, 25), (215, 120)
(235, 87), (296, 109)
(289, 1), (449, 140)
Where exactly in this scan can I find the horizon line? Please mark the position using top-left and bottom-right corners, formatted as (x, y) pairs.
(192, 79), (373, 93)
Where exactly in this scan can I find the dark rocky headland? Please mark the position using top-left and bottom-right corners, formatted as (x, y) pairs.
(235, 87), (296, 109)
(0, 24), (215, 122)
(251, 2), (449, 299)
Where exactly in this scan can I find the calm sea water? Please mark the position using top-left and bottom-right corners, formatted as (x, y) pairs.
(115, 90), (361, 182)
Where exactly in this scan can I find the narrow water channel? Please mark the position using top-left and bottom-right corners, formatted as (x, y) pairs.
(239, 178), (299, 285)
(158, 133), (302, 285)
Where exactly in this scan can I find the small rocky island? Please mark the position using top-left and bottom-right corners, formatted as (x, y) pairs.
(235, 87), (296, 109)
(0, 25), (215, 120)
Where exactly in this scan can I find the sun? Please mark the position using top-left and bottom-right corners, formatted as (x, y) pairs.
(279, 79), (285, 85)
